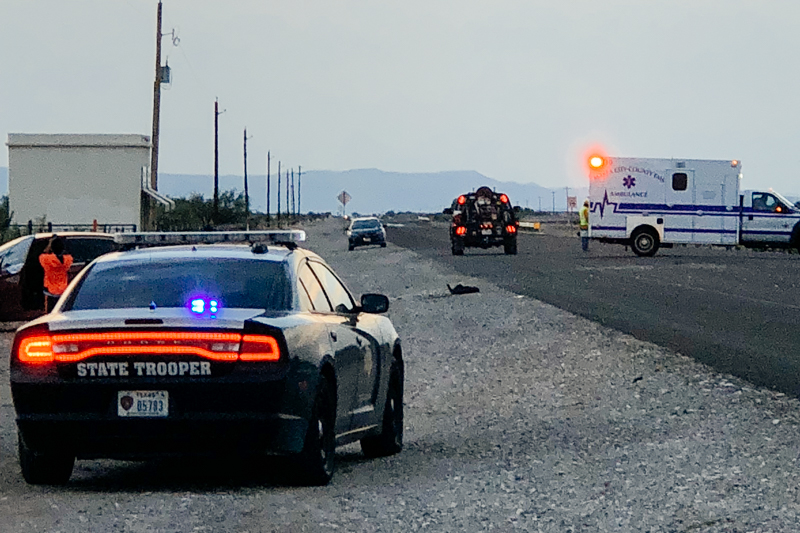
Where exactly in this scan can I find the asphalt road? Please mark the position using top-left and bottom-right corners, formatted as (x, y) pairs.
(387, 222), (800, 395)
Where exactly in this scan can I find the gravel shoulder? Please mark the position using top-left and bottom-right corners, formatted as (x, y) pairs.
(1, 218), (800, 532)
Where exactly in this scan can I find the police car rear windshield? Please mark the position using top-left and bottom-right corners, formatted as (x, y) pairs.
(352, 219), (381, 230)
(68, 258), (292, 311)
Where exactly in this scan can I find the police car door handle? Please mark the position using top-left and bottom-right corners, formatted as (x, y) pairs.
(330, 331), (337, 342)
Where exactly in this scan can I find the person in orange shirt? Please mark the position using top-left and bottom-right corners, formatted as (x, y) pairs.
(39, 236), (73, 312)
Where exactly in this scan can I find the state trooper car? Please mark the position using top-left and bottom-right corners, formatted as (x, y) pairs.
(10, 230), (403, 486)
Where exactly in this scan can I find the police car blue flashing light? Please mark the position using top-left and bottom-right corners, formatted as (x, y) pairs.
(189, 297), (220, 318)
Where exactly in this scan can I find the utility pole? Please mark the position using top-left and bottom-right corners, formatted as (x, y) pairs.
(291, 168), (295, 219)
(285, 169), (290, 220)
(266, 151), (271, 225)
(243, 128), (252, 229)
(277, 161), (281, 225)
(213, 98), (220, 221)
(297, 165), (301, 217)
(552, 191), (556, 214)
(148, 0), (163, 231)
(538, 196), (542, 212)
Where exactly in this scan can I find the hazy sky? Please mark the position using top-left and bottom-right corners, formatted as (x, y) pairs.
(2, 1), (799, 193)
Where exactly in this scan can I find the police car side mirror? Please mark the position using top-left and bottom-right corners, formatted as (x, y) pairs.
(361, 293), (389, 314)
(443, 208), (453, 215)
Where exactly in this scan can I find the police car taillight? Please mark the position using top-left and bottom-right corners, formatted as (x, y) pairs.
(18, 335), (54, 364)
(239, 335), (281, 362)
(16, 330), (281, 364)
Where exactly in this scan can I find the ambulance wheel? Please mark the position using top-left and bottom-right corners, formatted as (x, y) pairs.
(18, 434), (74, 485)
(295, 376), (336, 486)
(631, 228), (659, 257)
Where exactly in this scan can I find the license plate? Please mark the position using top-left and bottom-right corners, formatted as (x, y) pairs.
(481, 229), (492, 235)
(118, 390), (168, 418)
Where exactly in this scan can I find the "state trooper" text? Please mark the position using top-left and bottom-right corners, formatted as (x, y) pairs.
(77, 361), (212, 377)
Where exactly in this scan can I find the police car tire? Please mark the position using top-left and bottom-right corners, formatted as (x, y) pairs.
(361, 360), (404, 458)
(631, 228), (659, 257)
(296, 376), (336, 486)
(18, 435), (74, 485)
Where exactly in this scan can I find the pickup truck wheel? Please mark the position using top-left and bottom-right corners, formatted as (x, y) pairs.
(631, 228), (659, 257)
(361, 360), (403, 458)
(295, 376), (336, 486)
(19, 435), (74, 485)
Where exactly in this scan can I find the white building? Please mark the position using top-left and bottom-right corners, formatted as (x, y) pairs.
(6, 134), (169, 230)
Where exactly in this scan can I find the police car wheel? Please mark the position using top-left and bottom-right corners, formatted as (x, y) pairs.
(18, 434), (74, 485)
(361, 360), (404, 458)
(296, 376), (336, 486)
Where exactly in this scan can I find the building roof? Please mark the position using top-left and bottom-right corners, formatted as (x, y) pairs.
(6, 134), (151, 149)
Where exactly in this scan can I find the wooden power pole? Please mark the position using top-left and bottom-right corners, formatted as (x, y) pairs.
(148, 0), (163, 230)
(243, 128), (250, 229)
(266, 151), (271, 225)
(277, 161), (281, 225)
(297, 165), (301, 217)
(291, 168), (295, 219)
(214, 98), (220, 221)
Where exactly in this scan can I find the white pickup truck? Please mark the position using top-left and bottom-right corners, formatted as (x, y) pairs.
(587, 156), (800, 256)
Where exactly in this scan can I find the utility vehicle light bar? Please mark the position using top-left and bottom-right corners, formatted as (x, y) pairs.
(114, 230), (306, 247)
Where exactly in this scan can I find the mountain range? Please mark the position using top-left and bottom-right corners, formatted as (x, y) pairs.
(0, 166), (585, 214)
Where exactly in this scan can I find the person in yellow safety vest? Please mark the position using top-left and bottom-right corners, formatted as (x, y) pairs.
(579, 200), (590, 252)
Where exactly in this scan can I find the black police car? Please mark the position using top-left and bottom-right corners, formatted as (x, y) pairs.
(443, 186), (520, 255)
(347, 217), (387, 251)
(10, 230), (403, 486)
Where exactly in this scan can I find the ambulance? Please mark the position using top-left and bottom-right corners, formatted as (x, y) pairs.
(587, 156), (800, 256)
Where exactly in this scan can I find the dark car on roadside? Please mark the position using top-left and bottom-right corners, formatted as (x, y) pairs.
(0, 232), (119, 322)
(443, 186), (520, 255)
(347, 217), (387, 251)
(10, 230), (403, 486)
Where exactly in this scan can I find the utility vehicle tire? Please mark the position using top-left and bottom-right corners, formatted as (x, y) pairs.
(18, 435), (74, 485)
(361, 360), (403, 458)
(295, 376), (337, 486)
(380, 242), (387, 248)
(504, 238), (518, 255)
(631, 228), (659, 257)
(451, 238), (464, 256)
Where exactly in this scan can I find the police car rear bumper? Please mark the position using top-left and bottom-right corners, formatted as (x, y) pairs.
(17, 414), (308, 459)
(13, 378), (312, 457)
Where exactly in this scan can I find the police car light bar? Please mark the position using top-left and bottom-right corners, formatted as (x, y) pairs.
(113, 230), (307, 247)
